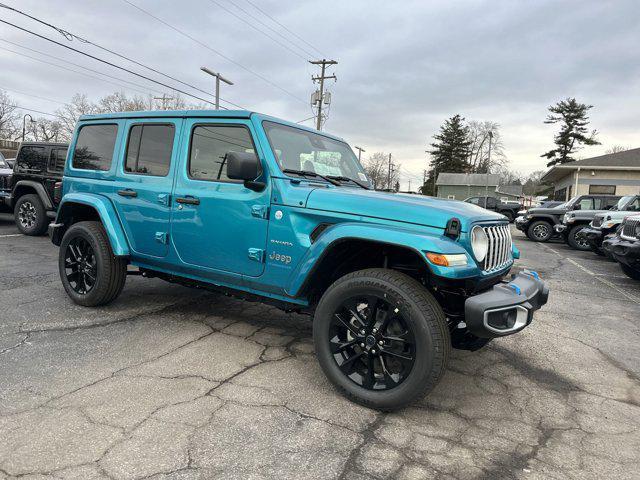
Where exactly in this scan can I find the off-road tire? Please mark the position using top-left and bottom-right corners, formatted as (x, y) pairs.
(527, 220), (553, 242)
(59, 221), (127, 306)
(620, 263), (640, 281)
(590, 244), (605, 256)
(567, 225), (590, 251)
(313, 268), (450, 411)
(14, 194), (48, 236)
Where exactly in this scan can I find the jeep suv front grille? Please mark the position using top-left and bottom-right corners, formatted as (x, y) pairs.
(621, 218), (639, 240)
(482, 224), (512, 272)
(591, 215), (603, 228)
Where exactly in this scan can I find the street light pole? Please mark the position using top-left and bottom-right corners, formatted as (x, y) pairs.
(200, 67), (234, 110)
(22, 113), (34, 142)
(354, 146), (365, 162)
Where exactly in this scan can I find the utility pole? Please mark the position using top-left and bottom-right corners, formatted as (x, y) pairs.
(387, 153), (394, 191)
(408, 179), (411, 192)
(201, 67), (234, 110)
(354, 145), (365, 162)
(484, 131), (493, 207)
(310, 59), (337, 130)
(153, 94), (174, 110)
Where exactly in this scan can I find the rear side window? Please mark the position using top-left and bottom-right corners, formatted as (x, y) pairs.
(72, 124), (118, 171)
(125, 124), (174, 176)
(48, 148), (68, 173)
(189, 125), (255, 182)
(16, 146), (46, 173)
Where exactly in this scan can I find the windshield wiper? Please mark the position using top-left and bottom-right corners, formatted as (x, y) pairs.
(326, 175), (371, 190)
(282, 169), (341, 186)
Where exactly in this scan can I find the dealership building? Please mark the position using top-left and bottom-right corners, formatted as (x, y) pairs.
(541, 148), (640, 200)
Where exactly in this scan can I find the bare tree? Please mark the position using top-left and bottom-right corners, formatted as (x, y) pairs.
(605, 145), (631, 154)
(466, 120), (507, 173)
(98, 91), (148, 113)
(362, 152), (401, 190)
(25, 118), (65, 142)
(522, 170), (548, 196)
(0, 90), (20, 141)
(55, 94), (98, 141)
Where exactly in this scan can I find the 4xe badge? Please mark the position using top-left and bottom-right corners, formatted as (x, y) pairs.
(269, 251), (292, 264)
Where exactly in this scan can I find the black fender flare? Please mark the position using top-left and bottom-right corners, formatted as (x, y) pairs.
(11, 180), (53, 210)
(528, 214), (560, 225)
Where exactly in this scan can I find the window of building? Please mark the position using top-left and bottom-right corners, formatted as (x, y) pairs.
(125, 124), (174, 176)
(589, 185), (616, 195)
(72, 124), (118, 171)
(447, 195), (455, 200)
(554, 187), (567, 201)
(48, 147), (68, 173)
(189, 125), (256, 182)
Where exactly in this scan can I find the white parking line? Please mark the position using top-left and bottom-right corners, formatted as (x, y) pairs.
(0, 234), (23, 238)
(537, 241), (640, 304)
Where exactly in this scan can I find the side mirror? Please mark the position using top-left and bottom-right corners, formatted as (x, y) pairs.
(226, 152), (265, 192)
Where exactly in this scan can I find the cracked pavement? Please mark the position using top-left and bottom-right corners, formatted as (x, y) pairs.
(1, 213), (639, 479)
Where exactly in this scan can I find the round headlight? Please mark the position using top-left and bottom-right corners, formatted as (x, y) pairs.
(471, 226), (488, 262)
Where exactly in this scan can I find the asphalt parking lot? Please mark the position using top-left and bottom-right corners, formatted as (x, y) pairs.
(1, 213), (639, 480)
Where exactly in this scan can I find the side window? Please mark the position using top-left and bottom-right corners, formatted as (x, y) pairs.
(467, 197), (479, 205)
(486, 197), (497, 208)
(125, 124), (174, 176)
(73, 124), (118, 171)
(593, 198), (603, 210)
(628, 198), (640, 211)
(577, 198), (593, 210)
(15, 146), (46, 173)
(189, 125), (256, 182)
(48, 148), (68, 173)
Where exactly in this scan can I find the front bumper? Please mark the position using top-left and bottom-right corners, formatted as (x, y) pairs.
(554, 224), (567, 234)
(464, 270), (549, 338)
(578, 226), (604, 248)
(603, 236), (640, 267)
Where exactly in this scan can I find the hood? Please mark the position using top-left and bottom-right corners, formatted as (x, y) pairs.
(528, 206), (567, 215)
(0, 167), (12, 177)
(306, 188), (504, 231)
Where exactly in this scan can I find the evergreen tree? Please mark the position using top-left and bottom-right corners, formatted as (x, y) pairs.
(425, 115), (472, 195)
(541, 98), (600, 167)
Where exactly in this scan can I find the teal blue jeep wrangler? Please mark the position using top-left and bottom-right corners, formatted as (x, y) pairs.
(50, 110), (548, 410)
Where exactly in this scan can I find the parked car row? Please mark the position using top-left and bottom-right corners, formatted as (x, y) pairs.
(515, 194), (640, 281)
(463, 196), (522, 222)
(0, 142), (68, 233)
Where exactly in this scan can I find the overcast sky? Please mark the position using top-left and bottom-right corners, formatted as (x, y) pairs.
(1, 0), (639, 189)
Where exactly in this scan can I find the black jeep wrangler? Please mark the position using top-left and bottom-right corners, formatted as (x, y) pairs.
(515, 194), (620, 242)
(464, 196), (522, 222)
(3, 142), (68, 235)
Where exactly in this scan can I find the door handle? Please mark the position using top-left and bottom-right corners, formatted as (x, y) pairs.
(176, 196), (200, 205)
(117, 189), (137, 198)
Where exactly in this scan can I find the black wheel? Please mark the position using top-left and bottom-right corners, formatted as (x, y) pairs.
(14, 194), (48, 235)
(313, 268), (450, 411)
(567, 225), (590, 251)
(590, 244), (605, 256)
(527, 220), (553, 242)
(500, 211), (514, 223)
(620, 264), (640, 281)
(59, 221), (127, 306)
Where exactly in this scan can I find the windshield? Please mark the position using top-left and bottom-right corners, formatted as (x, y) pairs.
(0, 158), (6, 168)
(263, 121), (371, 186)
(616, 196), (635, 210)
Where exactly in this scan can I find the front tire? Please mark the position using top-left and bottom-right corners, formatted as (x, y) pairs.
(527, 220), (553, 242)
(58, 221), (127, 306)
(313, 268), (450, 411)
(620, 264), (640, 281)
(567, 225), (590, 250)
(14, 194), (48, 236)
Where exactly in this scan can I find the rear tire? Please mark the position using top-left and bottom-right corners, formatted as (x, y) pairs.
(313, 268), (450, 411)
(14, 194), (48, 236)
(500, 211), (514, 223)
(527, 220), (553, 242)
(567, 225), (590, 251)
(620, 264), (640, 281)
(58, 221), (127, 306)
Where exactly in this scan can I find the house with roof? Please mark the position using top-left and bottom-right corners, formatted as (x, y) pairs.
(541, 148), (640, 200)
(435, 173), (523, 201)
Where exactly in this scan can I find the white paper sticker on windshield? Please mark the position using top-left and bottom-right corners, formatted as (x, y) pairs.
(358, 172), (368, 181)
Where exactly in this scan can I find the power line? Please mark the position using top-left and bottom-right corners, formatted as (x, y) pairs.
(208, 0), (308, 61)
(121, 0), (307, 105)
(0, 85), (66, 105)
(225, 0), (317, 59)
(243, 0), (328, 58)
(7, 104), (61, 118)
(0, 40), (165, 96)
(0, 19), (244, 109)
(0, 2), (233, 106)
